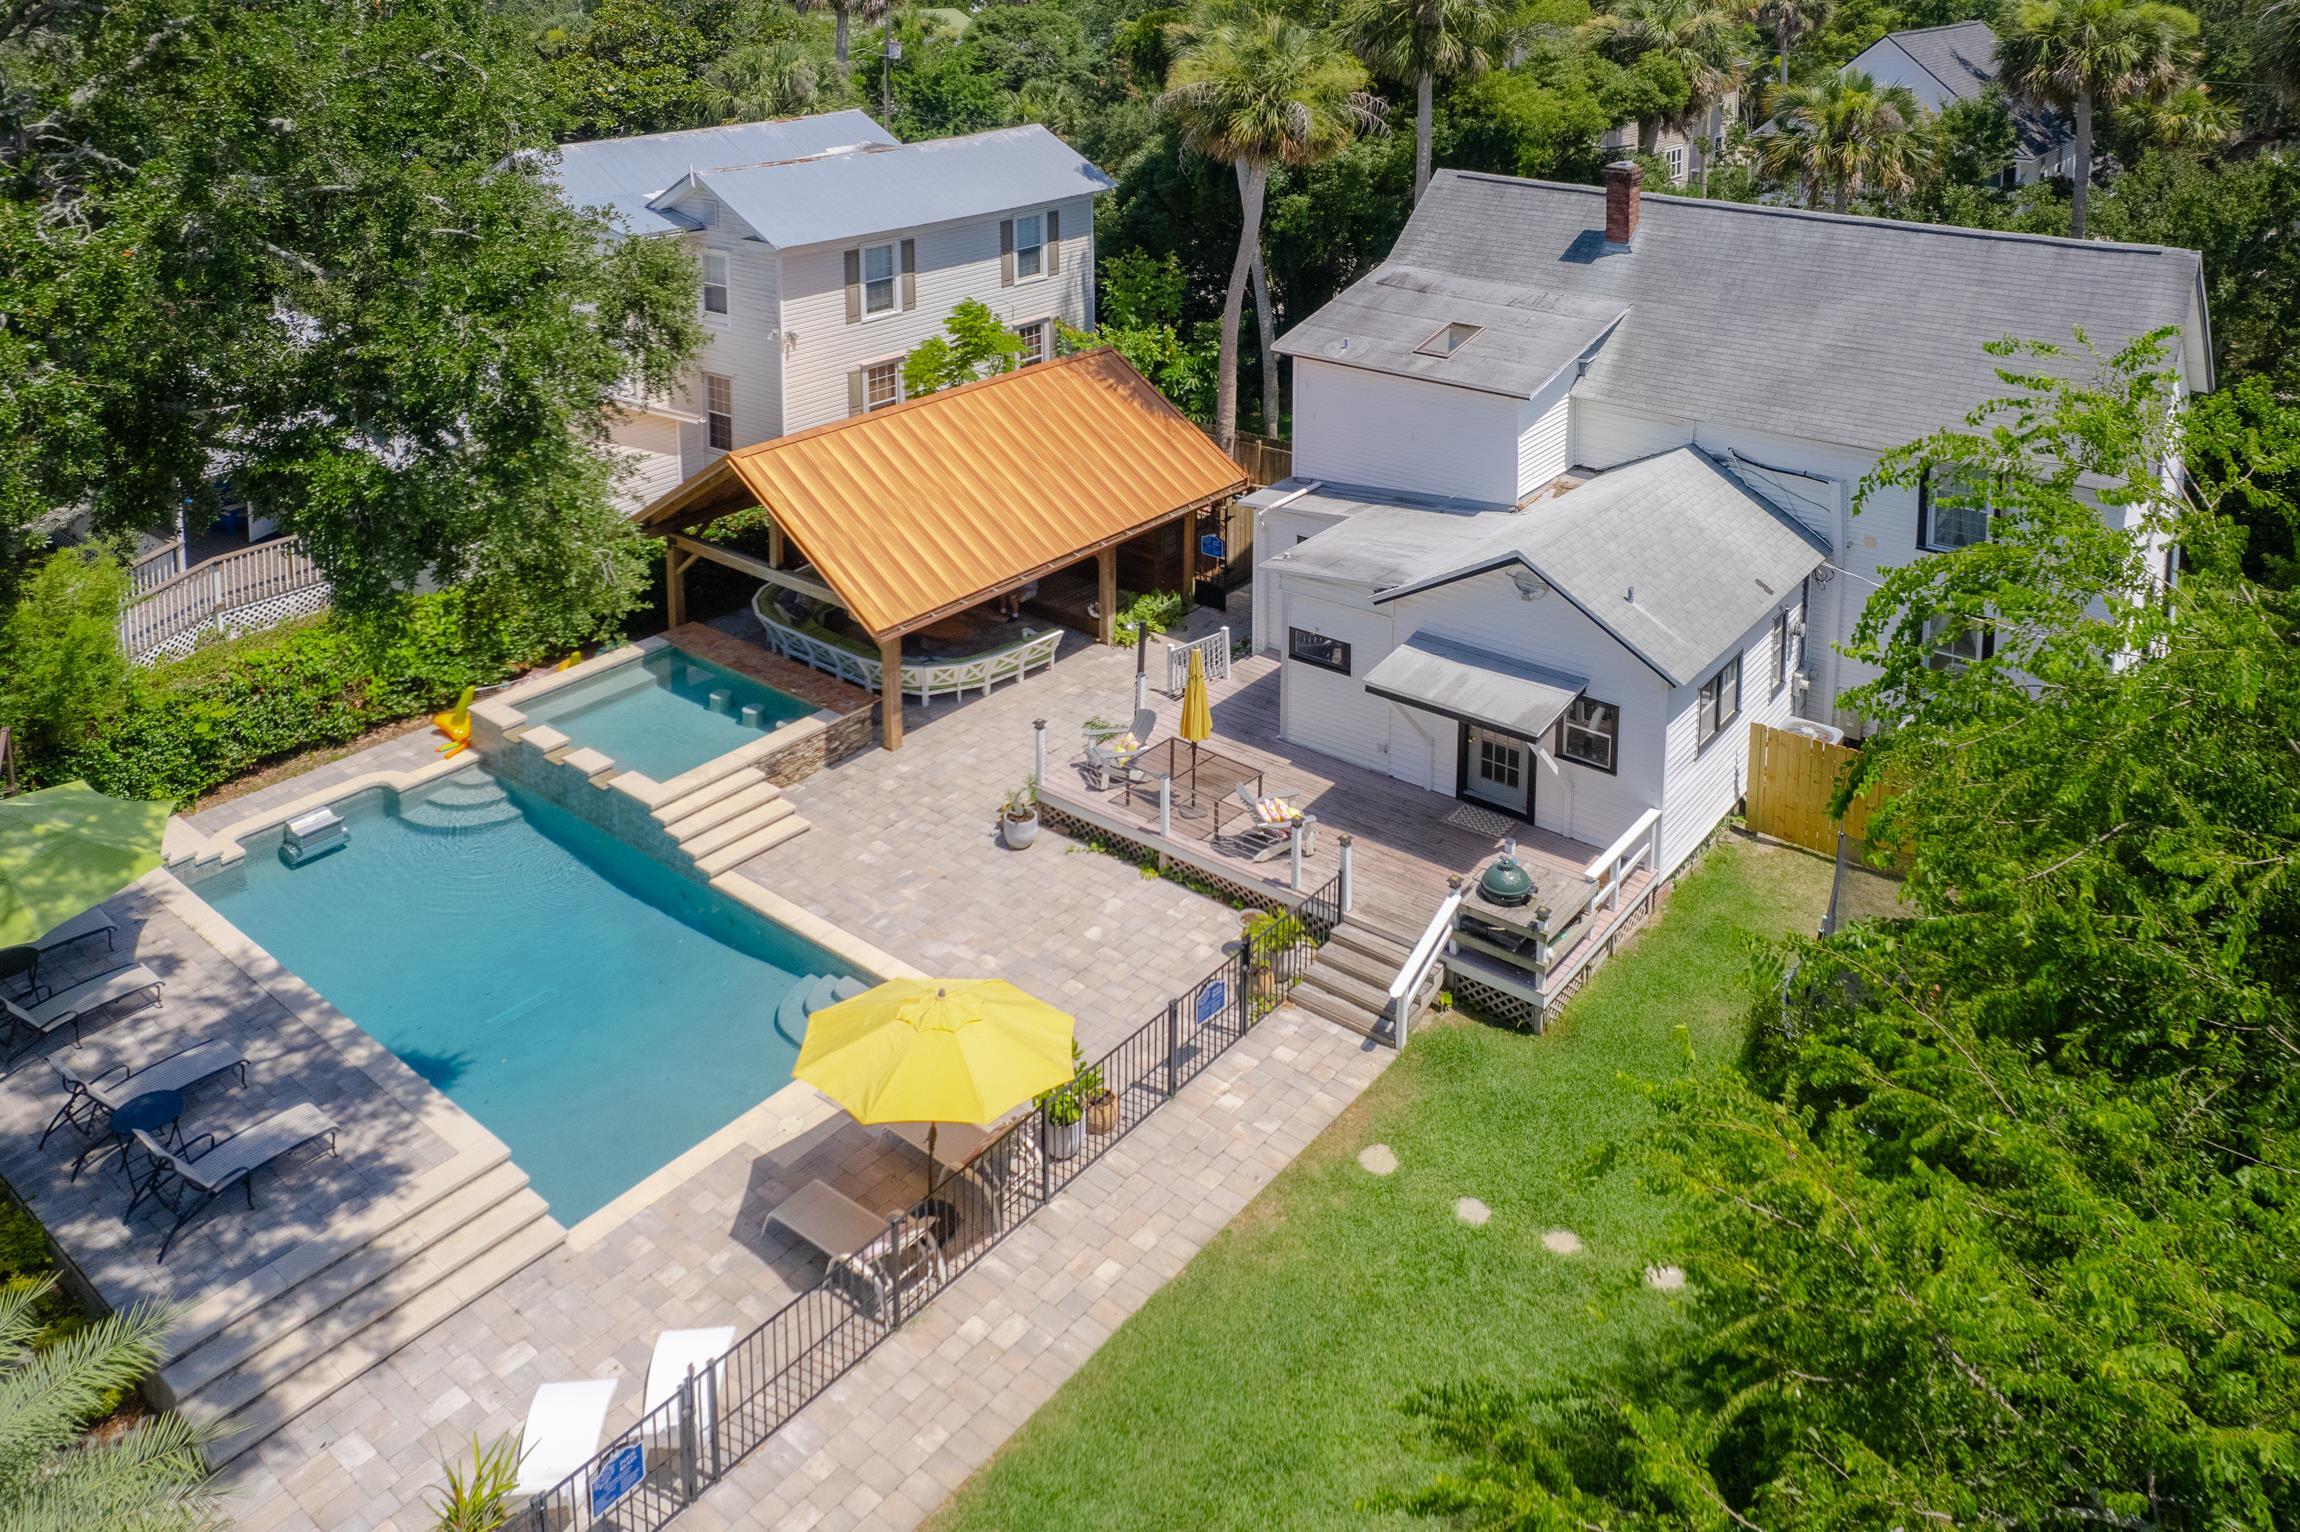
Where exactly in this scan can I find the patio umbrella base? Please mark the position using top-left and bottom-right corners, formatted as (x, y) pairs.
(909, 1197), (960, 1248)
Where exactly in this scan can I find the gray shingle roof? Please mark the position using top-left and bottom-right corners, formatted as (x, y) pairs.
(1275, 449), (1826, 684)
(1326, 169), (2207, 453)
(1272, 266), (1625, 398)
(1865, 23), (2070, 160)
(540, 112), (896, 236)
(689, 126), (1113, 250)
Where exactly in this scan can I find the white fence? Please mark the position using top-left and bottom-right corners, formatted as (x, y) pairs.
(1163, 627), (1232, 696)
(128, 541), (186, 598)
(118, 538), (331, 664)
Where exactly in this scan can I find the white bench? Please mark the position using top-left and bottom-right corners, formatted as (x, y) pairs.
(751, 592), (1065, 703)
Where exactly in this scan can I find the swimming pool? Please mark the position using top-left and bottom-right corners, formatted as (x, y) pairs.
(517, 648), (817, 780)
(191, 769), (846, 1222)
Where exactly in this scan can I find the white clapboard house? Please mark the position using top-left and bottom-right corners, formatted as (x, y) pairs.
(1844, 22), (2073, 185)
(536, 111), (1111, 510)
(1249, 161), (2210, 881)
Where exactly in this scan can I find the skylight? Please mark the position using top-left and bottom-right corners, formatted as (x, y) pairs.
(1414, 321), (1483, 358)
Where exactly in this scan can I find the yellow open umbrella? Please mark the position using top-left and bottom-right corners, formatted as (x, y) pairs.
(1179, 646), (1213, 813)
(794, 979), (1077, 1197)
(0, 782), (168, 949)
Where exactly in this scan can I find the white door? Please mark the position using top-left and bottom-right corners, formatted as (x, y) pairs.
(1462, 725), (1531, 819)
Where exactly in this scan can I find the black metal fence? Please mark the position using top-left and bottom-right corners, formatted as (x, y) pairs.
(523, 870), (1344, 1531)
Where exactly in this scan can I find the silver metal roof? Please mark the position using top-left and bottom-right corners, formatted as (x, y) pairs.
(687, 125), (1113, 250)
(1273, 266), (1625, 398)
(539, 112), (896, 236)
(1363, 634), (1587, 738)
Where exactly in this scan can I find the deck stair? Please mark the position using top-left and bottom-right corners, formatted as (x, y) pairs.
(773, 973), (872, 1045)
(154, 1147), (562, 1469)
(649, 764), (811, 874)
(1290, 918), (1439, 1040)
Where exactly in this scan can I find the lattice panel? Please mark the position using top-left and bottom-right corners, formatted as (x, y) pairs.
(1037, 801), (1292, 914)
(1447, 970), (1547, 1033)
(137, 584), (332, 665)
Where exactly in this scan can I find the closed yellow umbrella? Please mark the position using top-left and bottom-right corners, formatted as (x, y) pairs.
(794, 979), (1077, 1197)
(1179, 646), (1213, 812)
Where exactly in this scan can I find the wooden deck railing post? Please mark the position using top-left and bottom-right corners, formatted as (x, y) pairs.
(1158, 776), (1172, 838)
(1337, 833), (1354, 913)
(1290, 815), (1313, 891)
(1032, 719), (1047, 787)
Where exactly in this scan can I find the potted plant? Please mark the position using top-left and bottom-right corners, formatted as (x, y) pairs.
(1080, 1056), (1116, 1134)
(1242, 908), (1307, 1001)
(1037, 1042), (1090, 1159)
(1000, 781), (1040, 850)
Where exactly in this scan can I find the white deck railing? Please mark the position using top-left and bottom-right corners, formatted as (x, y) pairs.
(1585, 808), (1663, 914)
(1387, 881), (1467, 1049)
(1163, 627), (1232, 696)
(128, 541), (186, 598)
(119, 537), (330, 663)
(750, 592), (1063, 702)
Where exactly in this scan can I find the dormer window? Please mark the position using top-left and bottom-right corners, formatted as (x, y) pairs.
(1415, 321), (1482, 358)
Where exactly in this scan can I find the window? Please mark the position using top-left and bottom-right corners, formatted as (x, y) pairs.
(1696, 654), (1741, 748)
(1414, 321), (1483, 358)
(1013, 213), (1045, 281)
(1924, 614), (1995, 672)
(1559, 697), (1619, 773)
(1771, 610), (1792, 695)
(1663, 145), (1688, 183)
(1288, 627), (1351, 675)
(863, 359), (902, 412)
(1919, 466), (1992, 551)
(704, 373), (732, 451)
(1016, 319), (1049, 366)
(861, 242), (897, 315)
(700, 250), (729, 316)
(1477, 733), (1522, 789)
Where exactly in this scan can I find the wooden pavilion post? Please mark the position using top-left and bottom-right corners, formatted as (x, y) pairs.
(879, 633), (904, 750)
(665, 544), (691, 629)
(1095, 545), (1118, 646)
(767, 522), (785, 569)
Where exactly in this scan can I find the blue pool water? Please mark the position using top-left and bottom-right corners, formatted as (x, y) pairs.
(518, 649), (816, 780)
(193, 770), (842, 1222)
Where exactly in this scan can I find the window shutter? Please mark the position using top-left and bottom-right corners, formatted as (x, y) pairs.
(900, 238), (917, 311)
(1916, 466), (1932, 548)
(847, 369), (867, 417)
(843, 248), (862, 324)
(1046, 209), (1060, 275)
(999, 219), (1015, 287)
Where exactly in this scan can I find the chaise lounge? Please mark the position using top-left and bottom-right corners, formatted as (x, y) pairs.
(764, 1179), (946, 1316)
(0, 907), (120, 997)
(127, 1102), (337, 1262)
(514, 1377), (619, 1506)
(1228, 783), (1316, 863)
(41, 1037), (249, 1156)
(1, 963), (165, 1061)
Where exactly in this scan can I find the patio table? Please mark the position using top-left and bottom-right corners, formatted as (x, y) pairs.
(78, 1087), (181, 1186)
(1122, 738), (1263, 822)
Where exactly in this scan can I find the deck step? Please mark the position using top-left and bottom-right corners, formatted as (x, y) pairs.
(1315, 939), (1411, 993)
(203, 1215), (562, 1468)
(161, 1161), (534, 1404)
(1325, 921), (1415, 967)
(650, 766), (767, 827)
(661, 778), (781, 841)
(679, 798), (796, 859)
(696, 815), (809, 875)
(1287, 980), (1389, 1039)
(1290, 962), (1398, 1022)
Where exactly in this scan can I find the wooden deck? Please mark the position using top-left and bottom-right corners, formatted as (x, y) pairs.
(1039, 653), (1652, 945)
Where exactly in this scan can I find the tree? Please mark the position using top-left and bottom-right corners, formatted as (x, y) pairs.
(0, 547), (130, 760)
(1338, 0), (1511, 200)
(795, 0), (889, 66)
(901, 299), (1027, 397)
(543, 0), (724, 139)
(2122, 77), (2239, 147)
(1758, 69), (1938, 211)
(0, 1279), (221, 1527)
(1057, 252), (1223, 423)
(1580, 0), (1745, 153)
(1755, 0), (1836, 83)
(1996, 0), (2201, 237)
(1162, 9), (1383, 451)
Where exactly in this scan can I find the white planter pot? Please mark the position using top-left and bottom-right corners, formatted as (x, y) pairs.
(1041, 1115), (1084, 1160)
(1002, 814), (1040, 850)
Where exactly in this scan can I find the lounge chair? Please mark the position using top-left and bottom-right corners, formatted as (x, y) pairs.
(514, 1378), (618, 1502)
(126, 1102), (337, 1262)
(1082, 707), (1157, 790)
(41, 1038), (249, 1152)
(0, 907), (118, 997)
(764, 1179), (947, 1315)
(2, 963), (164, 1061)
(643, 1326), (734, 1454)
(1229, 783), (1315, 864)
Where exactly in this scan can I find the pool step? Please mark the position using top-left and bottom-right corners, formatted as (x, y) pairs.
(649, 765), (770, 828)
(774, 973), (871, 1044)
(399, 775), (524, 833)
(659, 777), (783, 841)
(680, 798), (797, 861)
(695, 814), (809, 876)
(156, 1152), (563, 1469)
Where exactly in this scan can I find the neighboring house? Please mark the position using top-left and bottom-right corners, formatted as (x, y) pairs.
(1599, 90), (1739, 188)
(536, 112), (1112, 510)
(1844, 21), (2073, 184)
(1250, 162), (2210, 880)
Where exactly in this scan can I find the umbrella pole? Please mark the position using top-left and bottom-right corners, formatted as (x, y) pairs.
(924, 1122), (939, 1204)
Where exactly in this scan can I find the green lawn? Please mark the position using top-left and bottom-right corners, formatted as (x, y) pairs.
(931, 837), (1840, 1531)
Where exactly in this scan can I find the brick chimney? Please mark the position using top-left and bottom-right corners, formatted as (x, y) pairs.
(1603, 160), (1642, 246)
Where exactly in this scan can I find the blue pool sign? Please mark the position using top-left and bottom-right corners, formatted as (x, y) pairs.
(590, 1442), (646, 1515)
(1199, 534), (1227, 561)
(1194, 980), (1227, 1029)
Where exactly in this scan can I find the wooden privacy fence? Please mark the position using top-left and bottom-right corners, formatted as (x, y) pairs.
(118, 537), (330, 664)
(1744, 722), (1889, 856)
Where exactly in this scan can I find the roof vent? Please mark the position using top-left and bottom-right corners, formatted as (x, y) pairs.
(1414, 321), (1483, 358)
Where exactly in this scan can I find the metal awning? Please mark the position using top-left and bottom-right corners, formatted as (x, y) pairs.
(1363, 634), (1587, 740)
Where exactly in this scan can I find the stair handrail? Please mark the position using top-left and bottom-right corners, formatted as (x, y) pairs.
(1385, 876), (1465, 1049)
(1584, 808), (1662, 914)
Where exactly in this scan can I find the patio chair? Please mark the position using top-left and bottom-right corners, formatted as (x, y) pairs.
(1082, 707), (1158, 790)
(514, 1378), (619, 1503)
(40, 1037), (249, 1150)
(1228, 784), (1315, 864)
(1, 963), (164, 1061)
(126, 1102), (337, 1262)
(0, 907), (118, 998)
(643, 1326), (734, 1458)
(764, 1179), (947, 1316)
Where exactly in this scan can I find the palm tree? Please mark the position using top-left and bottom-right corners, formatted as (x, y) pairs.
(0, 1279), (220, 1527)
(1581, 0), (1745, 154)
(1163, 10), (1383, 451)
(793, 0), (890, 68)
(2124, 77), (2236, 149)
(1758, 71), (1936, 212)
(1755, 0), (1835, 83)
(1996, 0), (2200, 237)
(1338, 0), (1509, 200)
(711, 38), (824, 119)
